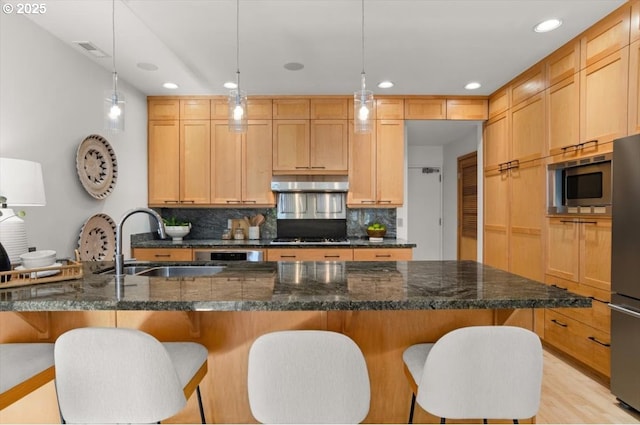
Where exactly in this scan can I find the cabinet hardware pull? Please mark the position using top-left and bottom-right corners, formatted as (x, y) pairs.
(324, 255), (340, 258)
(589, 296), (609, 304)
(560, 219), (578, 224)
(561, 144), (579, 152)
(280, 255), (296, 258)
(225, 200), (242, 204)
(551, 319), (568, 327)
(164, 200), (179, 204)
(361, 200), (376, 204)
(375, 254), (392, 258)
(551, 284), (568, 291)
(310, 166), (326, 169)
(295, 166), (310, 169)
(582, 139), (598, 148)
(379, 200), (392, 204)
(244, 200), (257, 203)
(508, 159), (520, 169)
(154, 254), (171, 258)
(580, 220), (597, 225)
(182, 200), (195, 204)
(588, 336), (610, 347)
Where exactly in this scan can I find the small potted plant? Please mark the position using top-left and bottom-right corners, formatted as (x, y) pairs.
(162, 217), (191, 242)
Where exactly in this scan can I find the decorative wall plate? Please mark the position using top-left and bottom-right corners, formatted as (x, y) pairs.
(78, 213), (116, 261)
(76, 134), (118, 199)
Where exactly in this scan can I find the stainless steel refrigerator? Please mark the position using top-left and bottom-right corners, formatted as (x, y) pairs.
(611, 134), (640, 412)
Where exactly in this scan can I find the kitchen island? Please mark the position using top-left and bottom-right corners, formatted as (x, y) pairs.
(0, 261), (590, 424)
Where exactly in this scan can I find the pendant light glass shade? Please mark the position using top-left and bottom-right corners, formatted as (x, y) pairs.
(104, 0), (124, 132)
(228, 88), (248, 133)
(104, 72), (125, 132)
(354, 0), (373, 134)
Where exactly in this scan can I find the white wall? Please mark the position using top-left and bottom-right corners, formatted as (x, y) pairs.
(441, 125), (483, 260)
(1, 13), (149, 259)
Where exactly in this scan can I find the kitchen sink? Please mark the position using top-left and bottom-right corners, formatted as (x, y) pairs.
(100, 265), (226, 277)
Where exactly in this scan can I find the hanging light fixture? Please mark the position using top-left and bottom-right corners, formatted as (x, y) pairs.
(354, 0), (373, 134)
(104, 0), (125, 132)
(228, 0), (247, 133)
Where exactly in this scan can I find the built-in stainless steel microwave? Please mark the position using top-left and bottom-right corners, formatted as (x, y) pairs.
(547, 153), (612, 215)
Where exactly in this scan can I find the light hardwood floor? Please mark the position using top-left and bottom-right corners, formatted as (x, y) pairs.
(538, 346), (640, 424)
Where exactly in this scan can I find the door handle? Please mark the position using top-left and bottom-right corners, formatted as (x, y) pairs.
(551, 319), (568, 328)
(609, 303), (640, 319)
(587, 336), (610, 347)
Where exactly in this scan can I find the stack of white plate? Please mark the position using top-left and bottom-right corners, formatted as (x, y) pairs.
(0, 210), (28, 264)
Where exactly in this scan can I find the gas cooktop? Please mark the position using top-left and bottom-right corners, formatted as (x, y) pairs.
(270, 237), (351, 245)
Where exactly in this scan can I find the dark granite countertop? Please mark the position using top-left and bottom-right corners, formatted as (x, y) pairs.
(0, 261), (591, 312)
(131, 237), (417, 249)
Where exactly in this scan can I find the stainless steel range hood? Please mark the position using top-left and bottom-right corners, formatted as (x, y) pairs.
(271, 180), (348, 192)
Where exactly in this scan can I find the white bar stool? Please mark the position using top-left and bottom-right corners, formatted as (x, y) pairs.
(0, 343), (55, 410)
(54, 327), (208, 424)
(403, 326), (543, 424)
(248, 330), (371, 424)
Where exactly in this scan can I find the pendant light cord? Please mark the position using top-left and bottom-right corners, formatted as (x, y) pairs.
(236, 0), (241, 88)
(360, 0), (366, 91)
(112, 0), (118, 92)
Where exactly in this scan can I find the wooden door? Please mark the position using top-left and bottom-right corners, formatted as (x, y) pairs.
(508, 160), (544, 281)
(211, 120), (242, 205)
(483, 168), (509, 271)
(148, 120), (180, 205)
(483, 112), (510, 169)
(457, 152), (477, 261)
(546, 218), (580, 282)
(243, 120), (275, 206)
(347, 121), (377, 206)
(310, 120), (348, 173)
(272, 120), (310, 172)
(547, 74), (580, 156)
(180, 120), (211, 204)
(376, 120), (404, 206)
(579, 219), (612, 291)
(580, 47), (629, 144)
(511, 92), (545, 162)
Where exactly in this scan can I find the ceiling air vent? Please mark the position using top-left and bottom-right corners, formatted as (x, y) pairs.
(73, 41), (109, 58)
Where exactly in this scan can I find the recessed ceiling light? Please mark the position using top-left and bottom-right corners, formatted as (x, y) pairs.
(224, 81), (238, 89)
(137, 62), (158, 71)
(163, 82), (179, 89)
(534, 18), (562, 33)
(284, 62), (304, 71)
(378, 81), (394, 89)
(465, 82), (481, 90)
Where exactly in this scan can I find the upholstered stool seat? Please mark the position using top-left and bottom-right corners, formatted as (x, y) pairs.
(0, 343), (55, 410)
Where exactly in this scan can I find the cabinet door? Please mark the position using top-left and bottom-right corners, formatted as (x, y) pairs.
(628, 40), (640, 135)
(375, 98), (404, 119)
(511, 92), (545, 162)
(352, 248), (413, 261)
(180, 120), (211, 204)
(580, 219), (612, 291)
(547, 74), (580, 157)
(446, 99), (488, 120)
(148, 99), (179, 120)
(483, 112), (510, 169)
(404, 99), (446, 119)
(347, 121), (377, 206)
(581, 5), (631, 68)
(180, 99), (210, 120)
(580, 47), (629, 144)
(243, 120), (275, 206)
(211, 120), (242, 204)
(148, 120), (180, 205)
(483, 168), (509, 271)
(266, 248), (352, 261)
(546, 41), (580, 87)
(310, 98), (348, 119)
(273, 99), (310, 119)
(376, 120), (404, 206)
(310, 120), (348, 173)
(132, 248), (193, 262)
(546, 218), (580, 282)
(508, 160), (544, 281)
(272, 120), (310, 172)
(488, 88), (509, 119)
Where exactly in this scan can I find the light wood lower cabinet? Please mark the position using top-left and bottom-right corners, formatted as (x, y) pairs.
(266, 248), (353, 262)
(352, 248), (413, 261)
(132, 248), (193, 262)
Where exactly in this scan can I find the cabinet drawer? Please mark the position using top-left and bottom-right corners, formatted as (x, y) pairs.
(132, 248), (193, 262)
(544, 310), (610, 376)
(267, 248), (353, 261)
(352, 248), (413, 261)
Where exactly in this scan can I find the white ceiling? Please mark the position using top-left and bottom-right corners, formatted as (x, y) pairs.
(4, 0), (626, 146)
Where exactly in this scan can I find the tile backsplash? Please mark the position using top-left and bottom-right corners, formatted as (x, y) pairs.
(152, 207), (396, 240)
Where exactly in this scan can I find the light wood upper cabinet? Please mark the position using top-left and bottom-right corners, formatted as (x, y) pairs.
(148, 120), (180, 205)
(347, 120), (404, 207)
(628, 40), (640, 135)
(511, 63), (546, 106)
(309, 120), (348, 172)
(511, 92), (545, 162)
(211, 98), (273, 119)
(273, 99), (310, 119)
(580, 47), (629, 145)
(272, 119), (311, 172)
(632, 0), (640, 43)
(375, 98), (404, 119)
(404, 98), (446, 119)
(581, 4), (630, 68)
(310, 98), (348, 119)
(488, 88), (509, 119)
(483, 111), (510, 169)
(180, 120), (211, 204)
(446, 99), (488, 120)
(547, 74), (580, 156)
(180, 99), (210, 120)
(546, 41), (580, 87)
(148, 99), (179, 120)
(211, 120), (274, 206)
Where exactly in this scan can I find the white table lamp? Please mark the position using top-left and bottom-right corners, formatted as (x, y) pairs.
(0, 158), (46, 263)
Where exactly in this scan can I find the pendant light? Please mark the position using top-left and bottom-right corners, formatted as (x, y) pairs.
(228, 0), (247, 133)
(104, 0), (125, 132)
(354, 0), (373, 134)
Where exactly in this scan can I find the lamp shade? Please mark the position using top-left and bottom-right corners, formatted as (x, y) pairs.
(0, 158), (46, 206)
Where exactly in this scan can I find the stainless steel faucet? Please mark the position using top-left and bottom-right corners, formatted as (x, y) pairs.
(115, 207), (166, 277)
